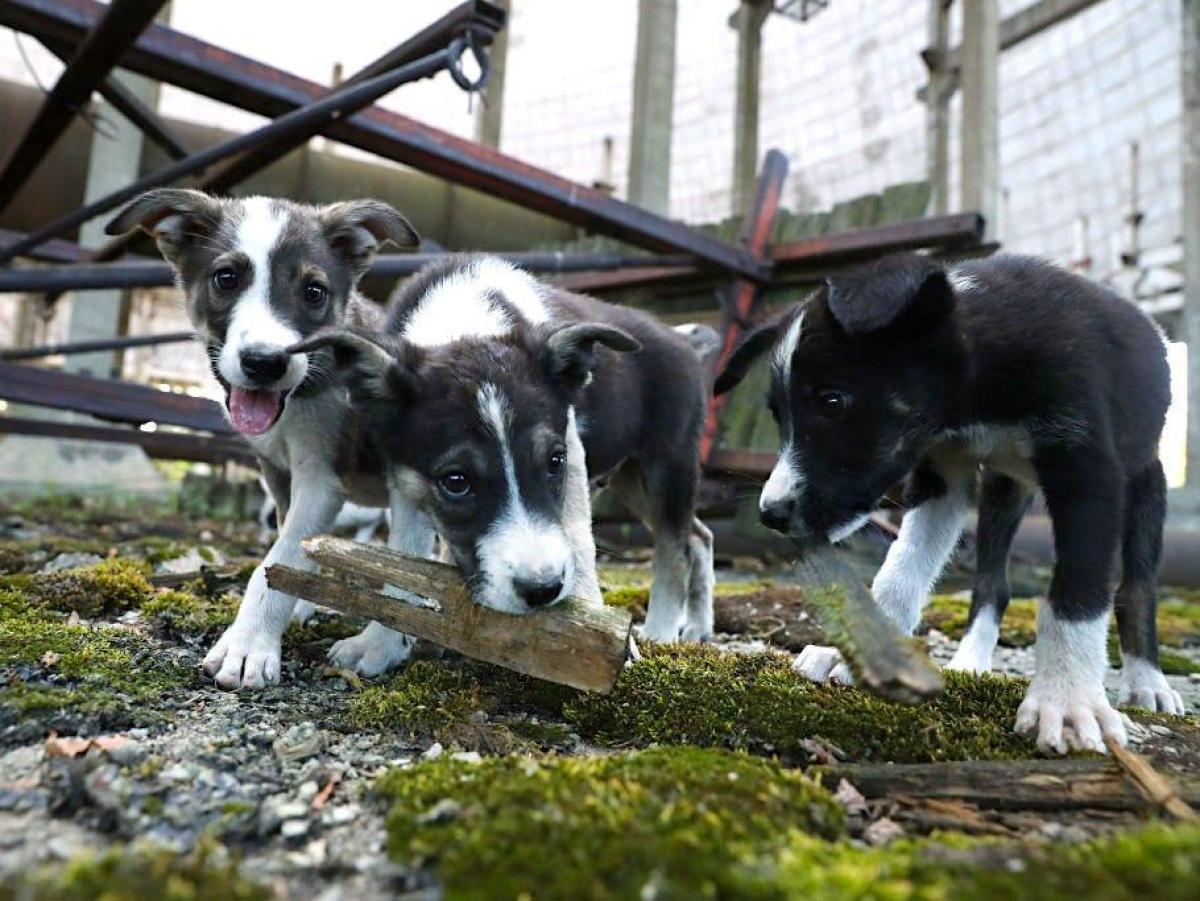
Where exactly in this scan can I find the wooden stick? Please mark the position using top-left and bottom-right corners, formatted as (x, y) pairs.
(1106, 737), (1199, 821)
(793, 543), (944, 704)
(265, 535), (633, 694)
(820, 758), (1200, 813)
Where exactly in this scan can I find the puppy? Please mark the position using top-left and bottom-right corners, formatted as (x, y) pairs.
(294, 255), (715, 640)
(715, 253), (1184, 754)
(105, 189), (420, 688)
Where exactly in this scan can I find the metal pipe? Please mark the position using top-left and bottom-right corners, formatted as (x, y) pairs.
(0, 44), (464, 265)
(0, 252), (694, 293)
(0, 416), (254, 466)
(0, 0), (168, 211)
(1, 330), (195, 360)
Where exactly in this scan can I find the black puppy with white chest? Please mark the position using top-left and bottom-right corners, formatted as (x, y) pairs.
(716, 253), (1184, 754)
(297, 256), (714, 644)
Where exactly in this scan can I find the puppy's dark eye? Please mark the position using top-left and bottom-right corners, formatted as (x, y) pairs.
(212, 268), (240, 292)
(548, 450), (566, 476)
(304, 282), (329, 306)
(438, 471), (471, 498)
(816, 391), (850, 420)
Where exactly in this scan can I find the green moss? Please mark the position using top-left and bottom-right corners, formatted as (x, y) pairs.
(0, 840), (266, 901)
(1158, 650), (1200, 676)
(0, 538), (109, 575)
(602, 580), (779, 616)
(346, 661), (488, 736)
(924, 595), (1039, 646)
(1, 559), (152, 619)
(377, 746), (843, 899)
(347, 646), (1031, 763)
(742, 823), (1200, 900)
(566, 644), (1032, 763)
(0, 582), (193, 727)
(1158, 599), (1200, 647)
(142, 589), (237, 639)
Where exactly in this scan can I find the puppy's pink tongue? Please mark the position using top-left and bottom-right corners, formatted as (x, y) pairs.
(228, 387), (282, 435)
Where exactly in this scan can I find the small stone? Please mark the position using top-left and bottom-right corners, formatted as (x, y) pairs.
(323, 804), (361, 826)
(297, 781), (319, 803)
(469, 710), (490, 725)
(274, 723), (323, 763)
(422, 742), (444, 761)
(451, 751), (482, 764)
(1189, 673), (1200, 684)
(416, 798), (462, 826)
(41, 552), (103, 573)
(277, 802), (309, 821)
(863, 817), (905, 846)
(281, 818), (310, 840)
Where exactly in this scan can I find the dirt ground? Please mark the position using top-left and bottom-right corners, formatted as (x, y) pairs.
(1, 499), (1199, 899)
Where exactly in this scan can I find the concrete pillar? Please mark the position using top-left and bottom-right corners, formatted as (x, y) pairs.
(960, 0), (1000, 238)
(732, 1), (770, 216)
(65, 66), (160, 379)
(627, 0), (677, 215)
(474, 0), (510, 149)
(924, 0), (953, 215)
(1185, 0), (1200, 487)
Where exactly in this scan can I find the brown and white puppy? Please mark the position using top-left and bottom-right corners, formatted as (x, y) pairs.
(106, 189), (419, 689)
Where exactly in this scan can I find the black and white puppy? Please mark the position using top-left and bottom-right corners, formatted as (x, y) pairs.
(715, 253), (1184, 754)
(294, 255), (715, 642)
(106, 189), (420, 689)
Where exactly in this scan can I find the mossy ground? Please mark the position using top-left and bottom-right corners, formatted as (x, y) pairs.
(0, 840), (266, 901)
(348, 644), (1034, 763)
(376, 746), (844, 899)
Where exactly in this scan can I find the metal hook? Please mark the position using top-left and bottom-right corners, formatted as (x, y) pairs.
(447, 28), (491, 93)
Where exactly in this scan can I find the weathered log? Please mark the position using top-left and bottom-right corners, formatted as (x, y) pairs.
(265, 535), (633, 693)
(818, 758), (1200, 813)
(1106, 737), (1198, 821)
(793, 544), (944, 704)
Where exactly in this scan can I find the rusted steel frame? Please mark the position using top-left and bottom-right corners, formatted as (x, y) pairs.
(0, 0), (766, 279)
(772, 213), (984, 269)
(0, 46), (462, 265)
(0, 251), (695, 293)
(0, 360), (232, 433)
(0, 0), (168, 212)
(1, 330), (194, 361)
(0, 227), (101, 263)
(186, 1), (505, 202)
(698, 149), (789, 465)
(558, 214), (986, 294)
(0, 416), (254, 465)
(37, 35), (190, 161)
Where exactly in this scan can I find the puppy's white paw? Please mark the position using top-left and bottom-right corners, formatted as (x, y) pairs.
(944, 646), (992, 675)
(290, 599), (318, 625)
(329, 622), (415, 677)
(639, 607), (684, 644)
(679, 621), (712, 642)
(203, 626), (282, 690)
(1015, 678), (1127, 754)
(1117, 660), (1186, 715)
(793, 645), (854, 685)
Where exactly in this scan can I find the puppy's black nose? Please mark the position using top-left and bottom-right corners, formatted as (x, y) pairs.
(759, 501), (793, 533)
(515, 578), (563, 609)
(240, 348), (288, 384)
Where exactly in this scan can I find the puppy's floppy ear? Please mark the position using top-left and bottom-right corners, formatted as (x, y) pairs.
(104, 188), (223, 266)
(288, 328), (417, 405)
(321, 200), (420, 276)
(540, 322), (641, 390)
(825, 254), (955, 337)
(713, 307), (797, 396)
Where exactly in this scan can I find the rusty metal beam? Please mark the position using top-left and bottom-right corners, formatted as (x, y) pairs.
(0, 330), (194, 361)
(0, 360), (232, 433)
(39, 35), (190, 161)
(0, 44), (463, 264)
(0, 0), (766, 279)
(0, 251), (694, 293)
(0, 416), (254, 465)
(700, 149), (789, 465)
(0, 0), (167, 212)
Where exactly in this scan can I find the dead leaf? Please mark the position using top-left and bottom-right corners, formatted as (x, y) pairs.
(45, 735), (91, 758)
(40, 651), (60, 667)
(312, 774), (341, 811)
(834, 778), (869, 816)
(863, 817), (905, 846)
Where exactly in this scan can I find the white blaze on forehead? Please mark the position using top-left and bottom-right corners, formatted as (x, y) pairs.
(404, 257), (549, 348)
(947, 268), (980, 294)
(217, 197), (307, 390)
(772, 311), (805, 385)
(473, 381), (573, 613)
(760, 442), (804, 512)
